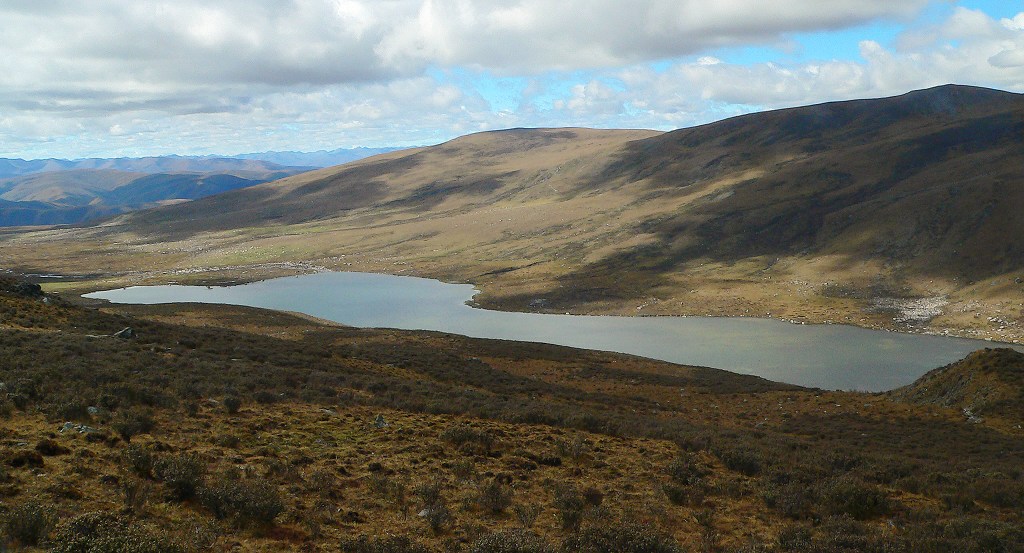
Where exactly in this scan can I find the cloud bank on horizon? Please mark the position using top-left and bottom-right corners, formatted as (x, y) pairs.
(2, 0), (1023, 159)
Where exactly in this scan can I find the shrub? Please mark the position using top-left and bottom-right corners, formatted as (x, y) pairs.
(55, 399), (91, 422)
(121, 444), (155, 478)
(112, 408), (156, 442)
(414, 478), (451, 533)
(415, 478), (444, 510)
(35, 438), (70, 456)
(561, 522), (683, 553)
(122, 477), (152, 515)
(552, 483), (585, 531)
(477, 478), (513, 514)
(223, 395), (242, 414)
(3, 500), (55, 546)
(555, 435), (589, 462)
(154, 453), (205, 501)
(469, 529), (553, 553)
(7, 449), (44, 468)
(253, 390), (280, 404)
(440, 424), (494, 453)
(814, 515), (871, 551)
(452, 458), (477, 481)
(307, 468), (339, 499)
(714, 445), (763, 477)
(667, 452), (707, 485)
(582, 486), (603, 507)
(200, 471), (284, 529)
(818, 476), (891, 520)
(0, 399), (11, 419)
(776, 523), (813, 551)
(423, 500), (451, 534)
(513, 503), (542, 529)
(366, 473), (408, 512)
(762, 482), (813, 519)
(340, 534), (431, 553)
(51, 511), (185, 553)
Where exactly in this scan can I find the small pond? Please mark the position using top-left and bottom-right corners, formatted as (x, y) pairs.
(85, 271), (1020, 391)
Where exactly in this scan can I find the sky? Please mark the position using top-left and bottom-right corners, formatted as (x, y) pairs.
(2, 0), (1023, 160)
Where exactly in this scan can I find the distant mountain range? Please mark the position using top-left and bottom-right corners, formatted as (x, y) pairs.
(228, 147), (402, 168)
(0, 148), (401, 179)
(0, 147), (401, 226)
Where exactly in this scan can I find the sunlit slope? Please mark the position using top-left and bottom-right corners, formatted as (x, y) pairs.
(113, 85), (1024, 280)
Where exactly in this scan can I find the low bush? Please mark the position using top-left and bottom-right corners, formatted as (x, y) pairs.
(469, 529), (553, 553)
(35, 438), (70, 456)
(54, 399), (91, 422)
(340, 534), (432, 553)
(552, 483), (585, 531)
(154, 453), (205, 501)
(253, 390), (280, 404)
(3, 500), (55, 547)
(440, 424), (495, 453)
(666, 451), (707, 485)
(818, 476), (891, 520)
(223, 395), (242, 414)
(51, 511), (185, 553)
(762, 482), (813, 519)
(713, 445), (763, 477)
(582, 486), (603, 507)
(561, 522), (683, 553)
(112, 408), (156, 442)
(415, 478), (451, 533)
(122, 477), (152, 515)
(513, 503), (542, 529)
(121, 444), (155, 478)
(477, 478), (514, 514)
(200, 470), (284, 529)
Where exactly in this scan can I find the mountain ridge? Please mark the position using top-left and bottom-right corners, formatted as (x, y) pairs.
(3, 84), (1023, 344)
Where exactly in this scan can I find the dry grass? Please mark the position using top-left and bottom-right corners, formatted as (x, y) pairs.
(1, 283), (1023, 551)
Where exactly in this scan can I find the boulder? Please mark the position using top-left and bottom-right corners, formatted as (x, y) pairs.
(112, 327), (134, 339)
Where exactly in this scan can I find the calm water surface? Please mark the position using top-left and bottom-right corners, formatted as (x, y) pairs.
(85, 271), (1020, 391)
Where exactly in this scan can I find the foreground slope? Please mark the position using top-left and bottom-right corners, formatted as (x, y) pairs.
(1, 279), (1022, 551)
(3, 85), (1024, 341)
(889, 347), (1024, 426)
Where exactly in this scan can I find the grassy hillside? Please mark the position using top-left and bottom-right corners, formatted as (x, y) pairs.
(2, 86), (1023, 343)
(1, 277), (1022, 552)
(888, 347), (1024, 425)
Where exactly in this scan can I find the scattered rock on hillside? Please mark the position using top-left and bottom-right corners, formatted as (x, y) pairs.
(112, 327), (134, 339)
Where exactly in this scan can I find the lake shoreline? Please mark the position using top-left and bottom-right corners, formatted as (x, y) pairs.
(45, 263), (1023, 348)
(82, 270), (1024, 392)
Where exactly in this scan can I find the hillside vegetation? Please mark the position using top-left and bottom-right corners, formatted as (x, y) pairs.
(0, 164), (309, 227)
(1, 277), (1023, 552)
(889, 347), (1024, 425)
(1, 85), (1022, 341)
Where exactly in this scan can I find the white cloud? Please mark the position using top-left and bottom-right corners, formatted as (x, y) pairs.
(536, 8), (1024, 130)
(3, 2), (1024, 159)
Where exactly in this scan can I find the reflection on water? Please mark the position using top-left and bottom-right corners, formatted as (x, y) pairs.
(85, 271), (1020, 392)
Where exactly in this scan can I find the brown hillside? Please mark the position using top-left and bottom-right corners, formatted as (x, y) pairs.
(2, 279), (1024, 551)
